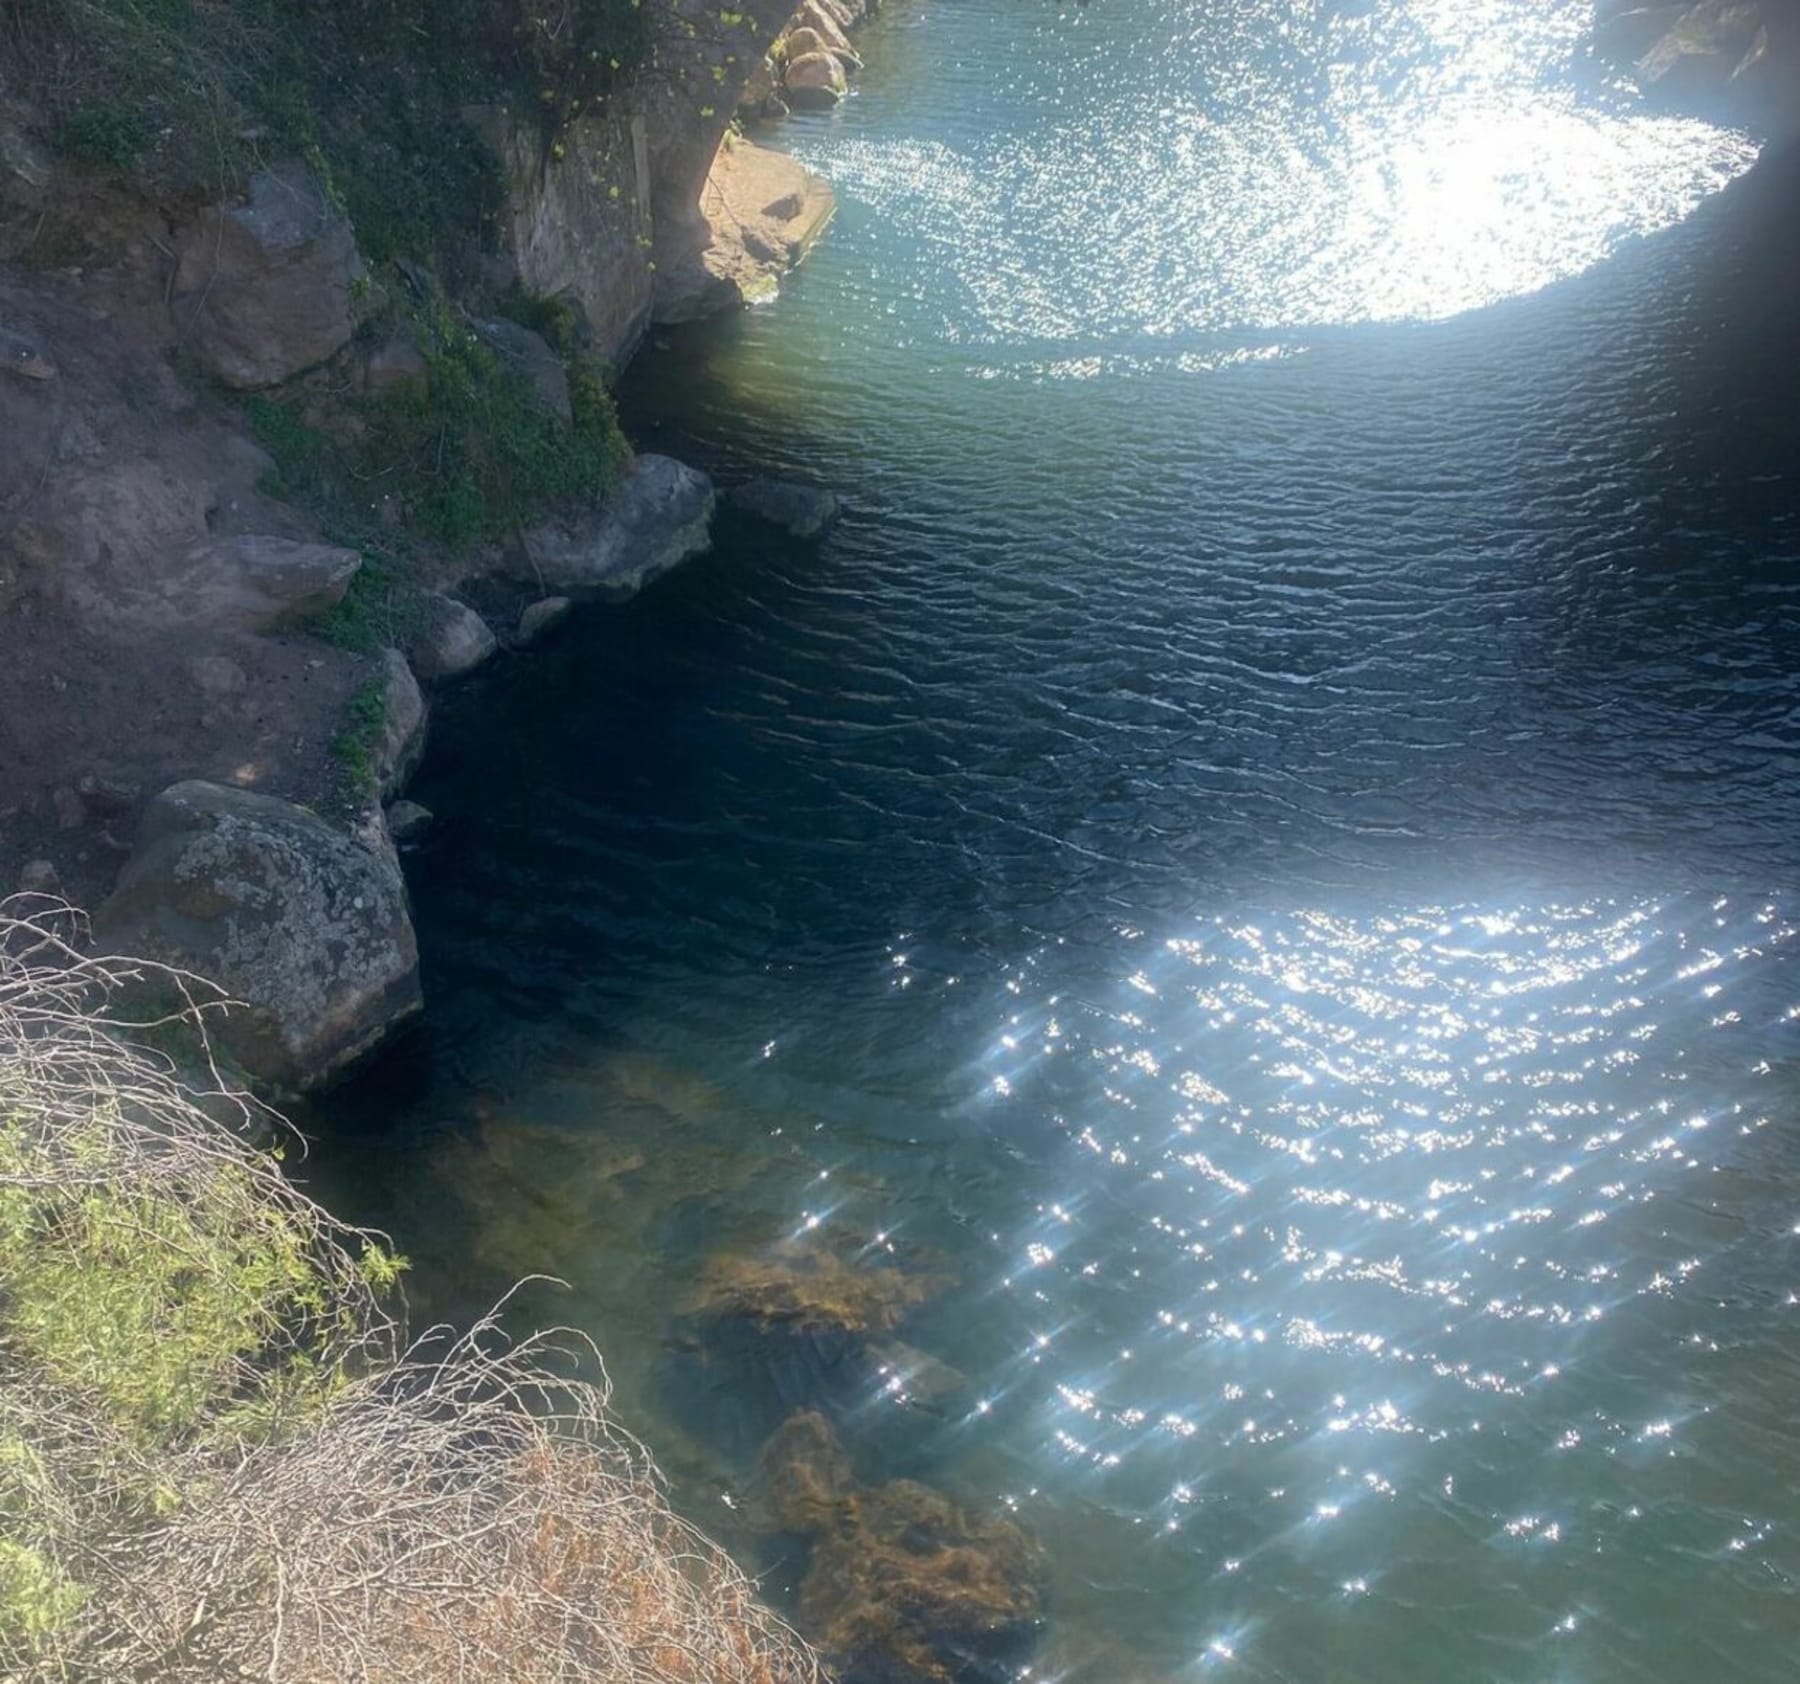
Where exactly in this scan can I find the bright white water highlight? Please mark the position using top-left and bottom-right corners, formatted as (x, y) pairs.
(788, 0), (1758, 338)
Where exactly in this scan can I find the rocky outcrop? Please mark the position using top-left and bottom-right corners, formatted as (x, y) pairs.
(665, 133), (837, 318)
(515, 596), (573, 645)
(171, 162), (371, 390)
(475, 106), (657, 368)
(164, 536), (361, 635)
(517, 455), (715, 598)
(384, 799), (433, 845)
(95, 782), (421, 1091)
(1594, 1), (1800, 130)
(726, 477), (842, 538)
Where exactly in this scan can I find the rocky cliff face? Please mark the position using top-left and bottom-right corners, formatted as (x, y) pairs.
(486, 0), (867, 361)
(0, 0), (880, 1090)
(1593, 1), (1800, 135)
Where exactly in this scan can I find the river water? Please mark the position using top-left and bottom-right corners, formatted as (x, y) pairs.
(317, 2), (1800, 1678)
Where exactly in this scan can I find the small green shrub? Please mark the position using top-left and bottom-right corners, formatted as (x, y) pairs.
(245, 395), (331, 502)
(364, 305), (629, 550)
(0, 1541), (83, 1650)
(306, 549), (419, 655)
(329, 678), (389, 804)
(246, 294), (629, 560)
(56, 101), (150, 172)
(0, 1128), (330, 1441)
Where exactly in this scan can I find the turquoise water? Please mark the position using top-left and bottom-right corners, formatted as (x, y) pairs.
(317, 3), (1800, 1678)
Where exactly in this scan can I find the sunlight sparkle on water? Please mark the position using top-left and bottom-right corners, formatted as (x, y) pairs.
(970, 895), (1794, 1671)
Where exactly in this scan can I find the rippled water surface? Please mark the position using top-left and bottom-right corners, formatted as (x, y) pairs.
(319, 3), (1800, 1678)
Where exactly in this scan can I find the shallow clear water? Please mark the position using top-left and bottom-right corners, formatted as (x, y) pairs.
(317, 3), (1800, 1678)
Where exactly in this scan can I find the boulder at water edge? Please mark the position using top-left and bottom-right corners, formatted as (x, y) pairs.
(518, 455), (715, 599)
(784, 50), (851, 109)
(95, 782), (421, 1091)
(403, 594), (497, 683)
(726, 477), (842, 539)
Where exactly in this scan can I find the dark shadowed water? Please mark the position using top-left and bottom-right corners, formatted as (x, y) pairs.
(315, 3), (1800, 1678)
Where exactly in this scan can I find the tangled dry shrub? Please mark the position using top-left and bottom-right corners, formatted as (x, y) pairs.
(0, 898), (822, 1684)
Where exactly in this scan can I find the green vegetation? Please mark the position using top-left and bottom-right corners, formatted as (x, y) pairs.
(245, 289), (628, 643)
(328, 677), (389, 805)
(0, 906), (822, 1682)
(54, 100), (149, 171)
(4, 0), (652, 261)
(248, 292), (628, 555)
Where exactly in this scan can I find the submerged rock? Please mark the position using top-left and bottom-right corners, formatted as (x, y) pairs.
(172, 162), (370, 390)
(726, 477), (842, 539)
(518, 454), (714, 599)
(686, 1234), (942, 1338)
(800, 1476), (1044, 1684)
(95, 781), (421, 1091)
(671, 1231), (948, 1449)
(759, 1408), (855, 1533)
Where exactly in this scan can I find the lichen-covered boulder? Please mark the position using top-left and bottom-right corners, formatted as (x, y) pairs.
(726, 477), (842, 539)
(518, 455), (714, 599)
(173, 162), (370, 389)
(784, 50), (850, 109)
(166, 535), (360, 635)
(95, 782), (421, 1091)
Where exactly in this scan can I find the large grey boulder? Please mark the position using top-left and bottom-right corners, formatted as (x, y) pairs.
(784, 50), (850, 109)
(95, 782), (421, 1092)
(472, 317), (572, 425)
(167, 535), (360, 634)
(726, 477), (841, 539)
(518, 455), (714, 599)
(173, 162), (370, 390)
(375, 648), (428, 797)
(1636, 2), (1768, 100)
(403, 594), (497, 682)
